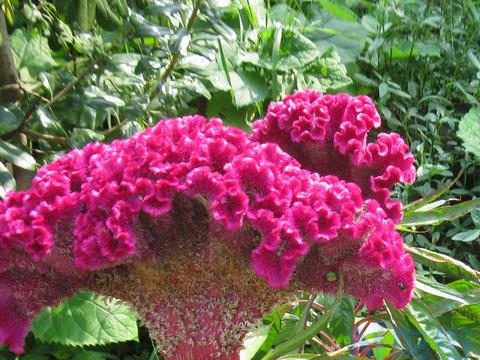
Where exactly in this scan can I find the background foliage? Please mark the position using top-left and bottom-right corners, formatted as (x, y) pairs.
(0, 0), (479, 359)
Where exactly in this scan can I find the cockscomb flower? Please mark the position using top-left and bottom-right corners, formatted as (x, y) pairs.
(0, 92), (415, 359)
(252, 90), (416, 223)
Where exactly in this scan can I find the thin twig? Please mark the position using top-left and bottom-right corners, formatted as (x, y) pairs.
(310, 336), (334, 352)
(148, 0), (203, 101)
(296, 299), (328, 313)
(354, 302), (364, 315)
(319, 331), (340, 351)
(23, 128), (69, 146)
(2, 58), (103, 141)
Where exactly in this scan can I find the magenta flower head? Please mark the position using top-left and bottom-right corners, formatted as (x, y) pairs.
(0, 91), (416, 359)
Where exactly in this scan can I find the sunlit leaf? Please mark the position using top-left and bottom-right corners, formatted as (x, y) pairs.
(405, 245), (480, 283)
(0, 139), (36, 170)
(401, 198), (480, 226)
(458, 107), (480, 160)
(32, 292), (138, 346)
(405, 298), (463, 360)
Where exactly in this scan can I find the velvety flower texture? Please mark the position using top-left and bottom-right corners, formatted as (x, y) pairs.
(0, 91), (416, 359)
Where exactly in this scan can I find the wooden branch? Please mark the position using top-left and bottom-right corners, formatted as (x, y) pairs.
(22, 128), (69, 147)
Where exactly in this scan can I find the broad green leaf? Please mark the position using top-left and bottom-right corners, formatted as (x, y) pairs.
(35, 106), (63, 131)
(239, 0), (266, 27)
(84, 87), (126, 108)
(405, 245), (480, 283)
(145, 2), (185, 15)
(0, 162), (15, 198)
(130, 12), (170, 37)
(318, 0), (357, 21)
(327, 296), (355, 346)
(9, 29), (56, 81)
(451, 229), (480, 242)
(388, 39), (417, 59)
(439, 305), (480, 357)
(385, 304), (436, 360)
(95, 0), (122, 31)
(372, 330), (395, 360)
(404, 171), (464, 212)
(70, 128), (105, 148)
(32, 292), (138, 346)
(424, 280), (480, 317)
(240, 324), (271, 360)
(401, 198), (480, 226)
(415, 199), (447, 212)
(206, 92), (248, 129)
(0, 105), (22, 135)
(231, 71), (268, 107)
(305, 9), (367, 63)
(458, 107), (480, 160)
(416, 276), (470, 305)
(416, 41), (441, 57)
(297, 50), (352, 92)
(259, 28), (320, 71)
(379, 82), (388, 99)
(468, 50), (480, 70)
(405, 298), (463, 360)
(0, 139), (36, 170)
(78, 0), (96, 32)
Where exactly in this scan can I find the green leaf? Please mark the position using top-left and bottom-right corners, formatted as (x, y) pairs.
(259, 28), (320, 71)
(35, 106), (63, 131)
(439, 305), (480, 357)
(424, 280), (480, 317)
(468, 50), (480, 71)
(231, 70), (268, 108)
(0, 139), (36, 170)
(405, 298), (463, 360)
(416, 276), (470, 305)
(405, 245), (480, 283)
(95, 0), (122, 31)
(379, 82), (388, 99)
(451, 229), (480, 242)
(372, 330), (395, 360)
(0, 162), (15, 198)
(385, 304), (433, 360)
(400, 198), (480, 226)
(327, 296), (355, 346)
(404, 171), (464, 212)
(239, 324), (271, 360)
(32, 292), (138, 346)
(145, 3), (185, 15)
(306, 9), (367, 63)
(70, 128), (105, 148)
(130, 12), (170, 37)
(78, 0), (97, 32)
(297, 50), (352, 92)
(9, 29), (56, 81)
(0, 105), (22, 135)
(318, 0), (357, 21)
(458, 107), (480, 160)
(261, 293), (342, 360)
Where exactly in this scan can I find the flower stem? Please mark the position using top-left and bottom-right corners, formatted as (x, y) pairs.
(261, 287), (343, 360)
